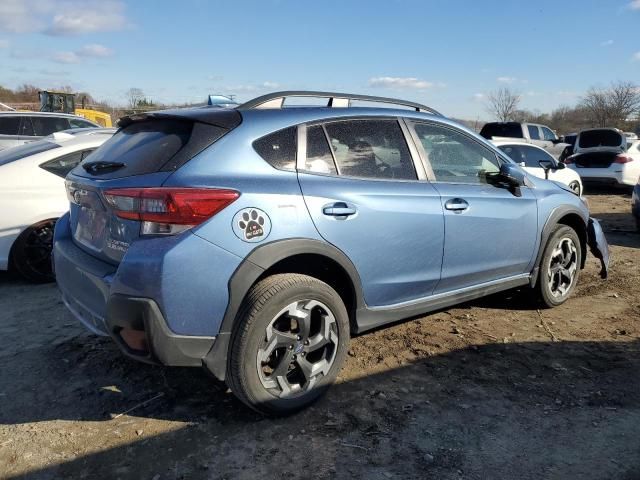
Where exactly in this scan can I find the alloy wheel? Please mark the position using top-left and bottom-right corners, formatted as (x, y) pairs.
(547, 237), (578, 298)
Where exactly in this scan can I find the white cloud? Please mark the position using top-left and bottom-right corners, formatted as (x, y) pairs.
(77, 44), (113, 57)
(472, 93), (485, 101)
(225, 82), (280, 93)
(52, 51), (80, 64)
(0, 0), (128, 35)
(0, 39), (8, 48)
(633, 51), (640, 61)
(497, 76), (517, 84)
(600, 40), (614, 47)
(368, 76), (437, 89)
(629, 0), (640, 9)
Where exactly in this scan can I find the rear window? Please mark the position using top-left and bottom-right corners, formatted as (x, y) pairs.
(578, 130), (623, 148)
(0, 141), (60, 166)
(479, 123), (523, 139)
(0, 116), (20, 135)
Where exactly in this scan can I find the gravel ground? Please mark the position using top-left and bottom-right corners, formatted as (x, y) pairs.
(0, 190), (638, 480)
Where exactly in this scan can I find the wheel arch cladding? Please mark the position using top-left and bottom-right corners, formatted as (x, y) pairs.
(203, 238), (364, 381)
(531, 208), (588, 288)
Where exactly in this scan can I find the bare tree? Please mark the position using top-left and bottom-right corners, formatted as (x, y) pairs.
(126, 88), (144, 109)
(581, 81), (640, 127)
(486, 87), (521, 122)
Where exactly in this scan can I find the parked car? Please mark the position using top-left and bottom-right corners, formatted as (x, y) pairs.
(493, 141), (583, 196)
(0, 128), (114, 282)
(0, 111), (100, 151)
(54, 91), (609, 415)
(559, 132), (577, 162)
(633, 177), (640, 231)
(565, 128), (640, 187)
(479, 121), (569, 159)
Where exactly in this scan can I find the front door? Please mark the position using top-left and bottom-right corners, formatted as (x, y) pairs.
(297, 118), (444, 307)
(408, 121), (538, 293)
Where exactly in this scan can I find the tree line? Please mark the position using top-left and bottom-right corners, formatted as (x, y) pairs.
(486, 81), (640, 134)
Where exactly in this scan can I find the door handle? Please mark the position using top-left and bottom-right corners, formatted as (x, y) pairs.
(323, 202), (357, 217)
(444, 198), (469, 211)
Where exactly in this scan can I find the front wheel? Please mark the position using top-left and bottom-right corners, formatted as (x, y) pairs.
(227, 274), (350, 416)
(568, 180), (581, 196)
(10, 219), (57, 283)
(535, 225), (582, 308)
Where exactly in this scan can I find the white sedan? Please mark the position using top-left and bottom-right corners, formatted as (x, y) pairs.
(0, 129), (114, 282)
(493, 141), (583, 196)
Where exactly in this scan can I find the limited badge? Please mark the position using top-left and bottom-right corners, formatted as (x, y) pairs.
(232, 208), (271, 243)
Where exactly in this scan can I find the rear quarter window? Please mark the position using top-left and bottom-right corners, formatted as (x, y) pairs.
(253, 127), (297, 171)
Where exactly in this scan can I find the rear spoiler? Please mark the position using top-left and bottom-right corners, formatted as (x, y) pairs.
(118, 107), (242, 130)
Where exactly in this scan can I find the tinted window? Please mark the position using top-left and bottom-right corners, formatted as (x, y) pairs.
(253, 127), (296, 171)
(413, 123), (500, 184)
(31, 116), (71, 136)
(0, 141), (60, 166)
(305, 125), (337, 174)
(0, 116), (20, 135)
(541, 127), (557, 141)
(69, 118), (97, 128)
(40, 150), (84, 178)
(19, 117), (34, 136)
(527, 125), (540, 140)
(479, 123), (523, 139)
(82, 119), (193, 177)
(323, 120), (416, 180)
(578, 129), (623, 148)
(498, 144), (554, 168)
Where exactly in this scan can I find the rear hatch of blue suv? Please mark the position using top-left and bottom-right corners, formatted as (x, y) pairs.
(55, 108), (243, 361)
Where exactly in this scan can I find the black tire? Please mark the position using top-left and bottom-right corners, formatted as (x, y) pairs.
(227, 273), (350, 416)
(10, 219), (57, 283)
(535, 225), (582, 308)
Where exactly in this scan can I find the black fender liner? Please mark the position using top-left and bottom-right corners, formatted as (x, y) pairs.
(202, 238), (364, 381)
(530, 206), (589, 288)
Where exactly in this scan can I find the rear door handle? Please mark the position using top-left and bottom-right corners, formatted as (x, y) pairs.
(323, 202), (357, 217)
(444, 198), (469, 211)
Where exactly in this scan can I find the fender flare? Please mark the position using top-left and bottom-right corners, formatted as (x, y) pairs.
(203, 238), (364, 381)
(530, 206), (588, 287)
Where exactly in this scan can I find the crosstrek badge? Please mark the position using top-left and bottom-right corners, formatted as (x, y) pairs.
(232, 208), (271, 242)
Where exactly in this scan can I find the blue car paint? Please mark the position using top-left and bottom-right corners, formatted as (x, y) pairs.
(54, 103), (604, 362)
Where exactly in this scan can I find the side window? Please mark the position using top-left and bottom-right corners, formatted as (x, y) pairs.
(497, 145), (526, 165)
(305, 125), (337, 175)
(39, 151), (84, 178)
(0, 116), (20, 135)
(69, 118), (97, 129)
(323, 119), (417, 180)
(413, 123), (501, 184)
(253, 127), (296, 171)
(19, 117), (34, 136)
(521, 145), (555, 167)
(527, 125), (541, 140)
(541, 127), (557, 141)
(31, 116), (71, 136)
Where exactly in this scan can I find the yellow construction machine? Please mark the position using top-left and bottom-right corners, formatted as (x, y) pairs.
(39, 91), (112, 127)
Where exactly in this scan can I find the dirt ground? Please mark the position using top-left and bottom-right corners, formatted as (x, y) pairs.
(1, 190), (639, 480)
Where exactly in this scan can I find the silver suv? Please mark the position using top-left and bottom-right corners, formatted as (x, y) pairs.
(0, 112), (99, 151)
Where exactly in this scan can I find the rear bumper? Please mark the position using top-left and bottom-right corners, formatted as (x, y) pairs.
(54, 212), (239, 367)
(571, 166), (637, 186)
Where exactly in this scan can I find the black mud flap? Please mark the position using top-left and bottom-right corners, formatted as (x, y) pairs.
(587, 218), (610, 279)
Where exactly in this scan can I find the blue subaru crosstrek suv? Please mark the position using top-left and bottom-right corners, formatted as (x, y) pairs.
(54, 91), (610, 415)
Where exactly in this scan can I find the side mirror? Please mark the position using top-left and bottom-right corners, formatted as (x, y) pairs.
(499, 162), (525, 187)
(551, 138), (563, 145)
(538, 159), (564, 179)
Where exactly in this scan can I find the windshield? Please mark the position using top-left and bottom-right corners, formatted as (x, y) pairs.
(0, 141), (60, 166)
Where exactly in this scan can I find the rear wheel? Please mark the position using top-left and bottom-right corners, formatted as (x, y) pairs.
(10, 219), (57, 283)
(227, 274), (349, 416)
(535, 225), (581, 307)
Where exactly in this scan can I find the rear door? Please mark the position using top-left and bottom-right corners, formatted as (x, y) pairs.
(297, 118), (444, 307)
(408, 121), (538, 293)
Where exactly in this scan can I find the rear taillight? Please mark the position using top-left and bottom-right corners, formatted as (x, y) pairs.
(103, 188), (240, 235)
(564, 156), (575, 164)
(614, 155), (633, 164)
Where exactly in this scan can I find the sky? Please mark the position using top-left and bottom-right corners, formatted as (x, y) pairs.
(0, 0), (639, 119)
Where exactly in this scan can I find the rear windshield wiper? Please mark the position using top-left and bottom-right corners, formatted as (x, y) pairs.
(82, 161), (126, 174)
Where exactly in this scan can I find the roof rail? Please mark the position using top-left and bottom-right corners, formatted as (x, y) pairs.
(238, 90), (443, 116)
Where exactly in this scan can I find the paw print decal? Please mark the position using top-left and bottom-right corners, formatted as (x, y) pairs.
(232, 208), (271, 243)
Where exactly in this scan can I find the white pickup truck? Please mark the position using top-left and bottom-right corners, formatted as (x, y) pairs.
(480, 121), (569, 159)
